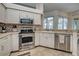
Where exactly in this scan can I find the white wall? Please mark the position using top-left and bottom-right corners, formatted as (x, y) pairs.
(44, 10), (68, 17)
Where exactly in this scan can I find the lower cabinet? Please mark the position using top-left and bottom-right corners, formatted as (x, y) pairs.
(35, 32), (40, 46)
(0, 35), (11, 56)
(35, 32), (55, 48)
(11, 33), (19, 51)
(47, 33), (54, 48)
(0, 33), (19, 56)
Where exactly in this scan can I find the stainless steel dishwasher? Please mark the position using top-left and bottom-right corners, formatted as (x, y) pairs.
(54, 33), (71, 52)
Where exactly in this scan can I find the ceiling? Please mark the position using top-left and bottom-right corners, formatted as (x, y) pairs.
(15, 3), (36, 9)
(15, 3), (79, 13)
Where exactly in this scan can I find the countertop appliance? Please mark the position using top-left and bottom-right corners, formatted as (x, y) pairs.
(20, 18), (33, 24)
(54, 33), (71, 52)
(0, 26), (6, 33)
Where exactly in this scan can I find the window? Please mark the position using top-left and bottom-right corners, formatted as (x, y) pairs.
(43, 16), (53, 30)
(58, 16), (68, 29)
(72, 18), (79, 30)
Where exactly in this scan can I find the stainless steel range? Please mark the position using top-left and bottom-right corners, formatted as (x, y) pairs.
(19, 27), (34, 50)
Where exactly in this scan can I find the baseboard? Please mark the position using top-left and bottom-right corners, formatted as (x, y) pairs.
(10, 50), (20, 53)
(35, 45), (72, 53)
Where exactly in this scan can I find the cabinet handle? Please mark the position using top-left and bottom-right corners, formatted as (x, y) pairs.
(1, 45), (4, 51)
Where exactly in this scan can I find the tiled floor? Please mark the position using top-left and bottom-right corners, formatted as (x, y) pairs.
(10, 47), (72, 56)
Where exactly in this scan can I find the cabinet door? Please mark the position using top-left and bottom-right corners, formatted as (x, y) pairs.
(11, 34), (19, 51)
(34, 14), (41, 25)
(0, 39), (3, 56)
(43, 33), (48, 47)
(40, 33), (48, 46)
(35, 32), (40, 46)
(47, 33), (54, 48)
(0, 36), (11, 56)
(51, 33), (55, 48)
(39, 33), (44, 46)
(0, 4), (5, 23)
(46, 33), (50, 47)
(27, 12), (34, 19)
(39, 33), (55, 48)
(20, 11), (34, 19)
(6, 9), (19, 23)
(70, 35), (72, 52)
(2, 38), (11, 56)
(19, 11), (28, 19)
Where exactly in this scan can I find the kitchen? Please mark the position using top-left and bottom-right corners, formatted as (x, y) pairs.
(0, 3), (79, 56)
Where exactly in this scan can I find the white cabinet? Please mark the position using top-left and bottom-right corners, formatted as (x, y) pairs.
(34, 14), (41, 25)
(39, 33), (45, 46)
(47, 33), (54, 48)
(0, 33), (19, 56)
(0, 35), (11, 56)
(11, 33), (19, 51)
(19, 11), (28, 19)
(40, 33), (49, 47)
(28, 12), (34, 19)
(35, 32), (55, 48)
(19, 11), (34, 19)
(0, 4), (6, 23)
(6, 9), (19, 23)
(40, 33), (54, 48)
(35, 32), (40, 46)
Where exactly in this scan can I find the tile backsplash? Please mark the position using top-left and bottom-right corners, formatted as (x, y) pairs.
(5, 24), (15, 32)
(0, 23), (19, 32)
(0, 23), (5, 32)
(0, 23), (43, 33)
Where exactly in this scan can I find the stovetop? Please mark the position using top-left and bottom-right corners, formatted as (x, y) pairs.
(19, 32), (34, 34)
(19, 29), (34, 34)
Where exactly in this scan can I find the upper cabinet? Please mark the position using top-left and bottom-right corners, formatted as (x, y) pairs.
(34, 13), (41, 25)
(0, 4), (6, 23)
(6, 9), (20, 24)
(19, 11), (28, 19)
(19, 11), (34, 19)
(20, 11), (42, 25)
(0, 5), (42, 25)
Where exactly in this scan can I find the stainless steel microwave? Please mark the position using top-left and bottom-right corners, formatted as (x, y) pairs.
(20, 18), (33, 24)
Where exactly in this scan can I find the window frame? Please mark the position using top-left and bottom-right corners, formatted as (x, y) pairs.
(58, 16), (68, 30)
(43, 16), (54, 30)
(72, 18), (79, 30)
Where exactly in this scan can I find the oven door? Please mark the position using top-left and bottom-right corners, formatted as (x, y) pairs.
(19, 34), (34, 49)
(22, 36), (33, 43)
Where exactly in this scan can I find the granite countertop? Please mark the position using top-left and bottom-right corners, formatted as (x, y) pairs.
(0, 32), (19, 39)
(35, 31), (53, 33)
(35, 31), (73, 34)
